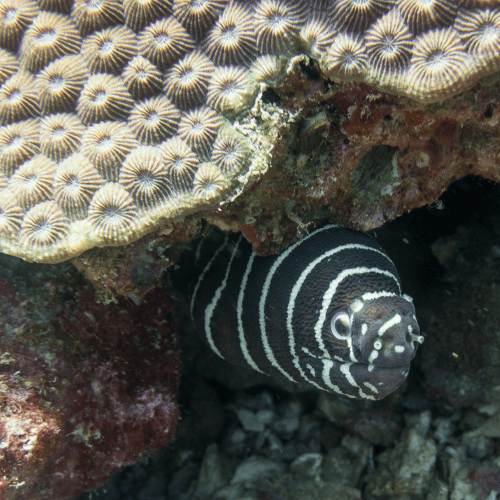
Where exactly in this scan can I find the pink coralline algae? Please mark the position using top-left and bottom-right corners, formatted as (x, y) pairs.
(0, 263), (179, 500)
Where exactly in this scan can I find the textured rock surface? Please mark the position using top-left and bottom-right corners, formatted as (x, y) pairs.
(419, 183), (500, 409)
(0, 255), (179, 500)
(0, 0), (499, 263)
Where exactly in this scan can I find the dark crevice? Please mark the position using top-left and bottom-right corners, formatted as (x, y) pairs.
(261, 87), (281, 105)
(299, 59), (321, 81)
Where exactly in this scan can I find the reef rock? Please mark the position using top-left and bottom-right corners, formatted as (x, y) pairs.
(419, 192), (500, 410)
(0, 256), (179, 500)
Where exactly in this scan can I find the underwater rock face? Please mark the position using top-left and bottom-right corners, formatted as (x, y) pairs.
(218, 71), (500, 255)
(420, 203), (500, 409)
(0, 257), (179, 500)
(0, 0), (499, 262)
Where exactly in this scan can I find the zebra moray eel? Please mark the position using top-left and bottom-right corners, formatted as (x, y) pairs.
(183, 224), (424, 400)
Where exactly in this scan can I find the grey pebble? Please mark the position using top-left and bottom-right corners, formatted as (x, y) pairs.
(290, 453), (323, 480)
(231, 456), (286, 488)
(367, 426), (438, 497)
(235, 408), (276, 432)
(193, 444), (232, 499)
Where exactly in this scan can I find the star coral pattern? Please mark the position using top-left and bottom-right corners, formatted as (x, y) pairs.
(0, 0), (498, 262)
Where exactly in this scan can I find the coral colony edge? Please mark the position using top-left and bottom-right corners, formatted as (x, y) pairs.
(0, 0), (498, 263)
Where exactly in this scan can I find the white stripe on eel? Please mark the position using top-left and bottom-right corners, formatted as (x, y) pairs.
(258, 224), (338, 383)
(378, 314), (401, 336)
(286, 242), (393, 367)
(340, 361), (374, 400)
(286, 242), (391, 388)
(204, 235), (243, 359)
(236, 251), (265, 373)
(190, 235), (229, 315)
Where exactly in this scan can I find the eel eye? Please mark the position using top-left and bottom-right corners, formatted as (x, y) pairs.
(331, 311), (352, 340)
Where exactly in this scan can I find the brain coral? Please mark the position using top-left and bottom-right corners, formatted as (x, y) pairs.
(0, 0), (499, 262)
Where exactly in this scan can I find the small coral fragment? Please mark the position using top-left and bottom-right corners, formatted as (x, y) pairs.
(253, 0), (305, 54)
(122, 55), (163, 99)
(332, 0), (393, 32)
(161, 135), (198, 192)
(38, 0), (73, 13)
(138, 16), (194, 70)
(397, 0), (457, 34)
(250, 54), (287, 84)
(211, 126), (251, 176)
(71, 0), (124, 35)
(36, 54), (88, 114)
(123, 0), (172, 32)
(40, 112), (85, 161)
(0, 0), (38, 51)
(206, 65), (254, 114)
(0, 70), (40, 125)
(81, 120), (137, 181)
(177, 106), (221, 161)
(323, 33), (368, 80)
(203, 2), (257, 65)
(192, 161), (226, 200)
(0, 48), (19, 86)
(77, 73), (134, 125)
(163, 50), (213, 110)
(407, 27), (469, 100)
(455, 7), (500, 73)
(19, 11), (81, 72)
(0, 119), (39, 176)
(9, 154), (56, 211)
(0, 194), (23, 236)
(365, 9), (413, 88)
(82, 25), (137, 74)
(298, 15), (335, 57)
(173, 0), (227, 41)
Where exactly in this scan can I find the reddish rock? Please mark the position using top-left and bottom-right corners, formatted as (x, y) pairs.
(467, 468), (500, 500)
(71, 219), (202, 303)
(215, 68), (500, 255)
(0, 261), (179, 500)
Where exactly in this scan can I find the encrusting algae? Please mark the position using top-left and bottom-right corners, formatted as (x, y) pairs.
(0, 0), (499, 262)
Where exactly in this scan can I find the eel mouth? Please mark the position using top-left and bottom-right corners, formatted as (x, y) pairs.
(353, 362), (411, 400)
(306, 356), (412, 400)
